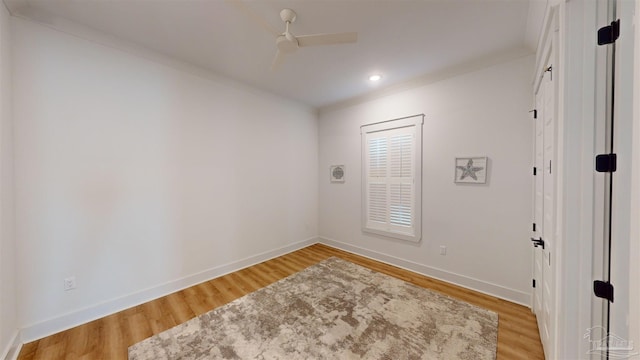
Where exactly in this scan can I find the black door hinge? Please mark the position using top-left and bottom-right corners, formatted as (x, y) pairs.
(533, 223), (536, 232)
(533, 167), (537, 176)
(529, 109), (537, 119)
(545, 66), (553, 81)
(598, 19), (620, 45)
(533, 279), (536, 288)
(594, 280), (614, 302)
(596, 153), (617, 172)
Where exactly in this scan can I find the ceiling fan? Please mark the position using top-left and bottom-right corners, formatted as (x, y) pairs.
(229, 1), (358, 70)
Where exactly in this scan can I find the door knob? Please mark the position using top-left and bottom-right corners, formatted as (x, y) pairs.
(531, 237), (545, 249)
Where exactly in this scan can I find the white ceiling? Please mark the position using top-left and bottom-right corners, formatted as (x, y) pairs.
(5, 0), (545, 109)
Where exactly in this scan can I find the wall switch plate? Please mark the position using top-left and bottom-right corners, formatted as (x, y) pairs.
(439, 245), (447, 255)
(64, 276), (76, 291)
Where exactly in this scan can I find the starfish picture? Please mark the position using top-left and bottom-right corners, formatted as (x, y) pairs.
(457, 159), (484, 181)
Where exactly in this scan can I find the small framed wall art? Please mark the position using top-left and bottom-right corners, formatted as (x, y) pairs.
(454, 157), (487, 184)
(330, 165), (346, 183)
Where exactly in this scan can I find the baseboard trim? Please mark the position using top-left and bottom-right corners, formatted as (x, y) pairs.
(1, 330), (21, 360)
(17, 236), (530, 345)
(319, 237), (531, 307)
(19, 237), (319, 343)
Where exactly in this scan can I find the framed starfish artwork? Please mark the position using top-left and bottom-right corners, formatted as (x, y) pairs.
(454, 157), (487, 184)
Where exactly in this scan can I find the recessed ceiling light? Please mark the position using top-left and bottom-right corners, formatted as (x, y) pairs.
(369, 74), (382, 82)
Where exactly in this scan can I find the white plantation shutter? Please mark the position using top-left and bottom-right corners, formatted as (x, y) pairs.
(389, 133), (413, 227)
(361, 115), (423, 242)
(367, 136), (388, 223)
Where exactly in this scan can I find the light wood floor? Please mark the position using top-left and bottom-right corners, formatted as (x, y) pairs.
(18, 243), (544, 359)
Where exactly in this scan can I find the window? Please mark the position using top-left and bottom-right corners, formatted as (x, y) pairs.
(361, 114), (423, 242)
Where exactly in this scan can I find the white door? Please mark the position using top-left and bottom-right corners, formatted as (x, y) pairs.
(541, 61), (556, 359)
(532, 78), (544, 337)
(532, 55), (556, 359)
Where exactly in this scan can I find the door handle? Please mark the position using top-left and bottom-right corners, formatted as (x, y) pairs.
(531, 237), (545, 249)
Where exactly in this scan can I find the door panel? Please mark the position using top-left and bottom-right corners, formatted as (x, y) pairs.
(532, 56), (555, 360)
(533, 81), (544, 336)
(541, 66), (555, 358)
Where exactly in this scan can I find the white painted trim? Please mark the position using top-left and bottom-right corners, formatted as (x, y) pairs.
(18, 237), (319, 343)
(0, 330), (21, 360)
(554, 0), (608, 358)
(14, 236), (533, 345)
(609, 0), (638, 344)
(319, 237), (531, 307)
(360, 115), (424, 243)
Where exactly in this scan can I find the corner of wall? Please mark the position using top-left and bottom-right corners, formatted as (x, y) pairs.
(18, 237), (320, 343)
(318, 237), (531, 306)
(317, 55), (535, 310)
(0, 331), (21, 360)
(0, 1), (18, 359)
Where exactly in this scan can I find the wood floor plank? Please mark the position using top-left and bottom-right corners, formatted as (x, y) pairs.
(163, 292), (195, 326)
(211, 275), (244, 303)
(239, 267), (273, 288)
(182, 285), (213, 317)
(252, 262), (282, 282)
(102, 314), (125, 359)
(17, 244), (544, 359)
(228, 272), (260, 294)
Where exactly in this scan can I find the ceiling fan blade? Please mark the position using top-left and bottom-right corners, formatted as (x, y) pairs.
(297, 32), (358, 47)
(225, 0), (280, 37)
(271, 50), (286, 71)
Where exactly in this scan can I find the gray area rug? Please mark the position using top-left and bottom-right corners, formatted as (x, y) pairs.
(129, 257), (498, 359)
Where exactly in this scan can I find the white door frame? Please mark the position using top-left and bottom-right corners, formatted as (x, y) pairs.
(609, 0), (636, 346)
(557, 0), (605, 356)
(630, 0), (640, 352)
(534, 0), (638, 358)
(534, 0), (607, 358)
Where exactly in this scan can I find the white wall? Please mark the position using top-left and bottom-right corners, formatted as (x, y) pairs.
(12, 17), (318, 341)
(319, 55), (534, 304)
(0, 2), (17, 359)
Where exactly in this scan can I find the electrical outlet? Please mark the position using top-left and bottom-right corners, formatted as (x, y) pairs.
(64, 276), (76, 291)
(439, 246), (447, 255)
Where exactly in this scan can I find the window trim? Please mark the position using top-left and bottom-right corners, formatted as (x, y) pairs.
(360, 114), (423, 242)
